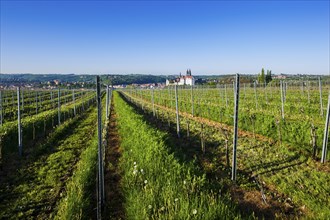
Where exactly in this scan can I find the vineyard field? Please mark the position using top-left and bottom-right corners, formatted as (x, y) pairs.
(0, 78), (329, 219)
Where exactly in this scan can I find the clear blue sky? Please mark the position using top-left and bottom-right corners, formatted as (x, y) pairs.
(0, 0), (329, 75)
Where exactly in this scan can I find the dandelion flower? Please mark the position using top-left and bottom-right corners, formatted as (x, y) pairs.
(192, 209), (197, 215)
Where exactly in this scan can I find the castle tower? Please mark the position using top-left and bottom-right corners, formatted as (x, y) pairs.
(186, 69), (192, 76)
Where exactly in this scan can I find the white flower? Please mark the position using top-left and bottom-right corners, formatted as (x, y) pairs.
(133, 170), (138, 175)
(174, 198), (178, 202)
(140, 169), (144, 174)
(183, 180), (186, 185)
(144, 180), (148, 184)
(148, 205), (152, 209)
(192, 209), (197, 215)
(134, 165), (138, 169)
(133, 161), (137, 165)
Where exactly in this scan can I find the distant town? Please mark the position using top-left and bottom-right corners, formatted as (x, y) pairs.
(0, 71), (329, 90)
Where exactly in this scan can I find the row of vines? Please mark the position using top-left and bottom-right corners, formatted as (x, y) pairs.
(120, 78), (330, 218)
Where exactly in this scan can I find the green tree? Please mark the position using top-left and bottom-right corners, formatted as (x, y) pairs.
(258, 68), (265, 84)
(266, 70), (272, 83)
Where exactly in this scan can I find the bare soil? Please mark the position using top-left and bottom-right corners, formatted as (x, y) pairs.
(104, 102), (125, 220)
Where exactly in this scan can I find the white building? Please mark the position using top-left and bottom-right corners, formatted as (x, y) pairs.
(166, 69), (195, 86)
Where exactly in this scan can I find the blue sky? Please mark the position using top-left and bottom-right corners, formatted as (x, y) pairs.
(0, 0), (329, 75)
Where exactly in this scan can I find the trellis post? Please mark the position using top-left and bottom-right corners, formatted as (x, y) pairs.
(58, 88), (61, 125)
(280, 81), (285, 120)
(321, 93), (330, 163)
(106, 85), (110, 119)
(175, 85), (180, 138)
(96, 76), (104, 219)
(319, 77), (323, 117)
(73, 89), (76, 116)
(0, 90), (2, 126)
(191, 85), (194, 116)
(232, 74), (240, 182)
(17, 87), (23, 156)
(152, 87), (155, 117)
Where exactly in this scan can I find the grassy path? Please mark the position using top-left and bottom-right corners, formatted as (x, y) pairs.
(114, 91), (247, 219)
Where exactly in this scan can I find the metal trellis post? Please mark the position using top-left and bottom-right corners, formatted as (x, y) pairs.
(232, 74), (240, 182)
(73, 89), (76, 116)
(0, 90), (2, 126)
(319, 77), (324, 117)
(106, 85), (109, 119)
(321, 93), (330, 163)
(58, 88), (61, 125)
(152, 87), (155, 117)
(175, 85), (180, 138)
(96, 76), (104, 219)
(280, 81), (285, 120)
(17, 87), (23, 156)
(191, 85), (194, 116)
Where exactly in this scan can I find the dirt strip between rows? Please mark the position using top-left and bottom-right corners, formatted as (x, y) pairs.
(104, 99), (125, 220)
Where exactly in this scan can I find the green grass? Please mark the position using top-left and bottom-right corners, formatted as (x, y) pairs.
(0, 104), (99, 219)
(114, 92), (247, 220)
(55, 95), (107, 219)
(130, 86), (330, 158)
(55, 138), (98, 219)
(123, 90), (330, 219)
(0, 92), (95, 156)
